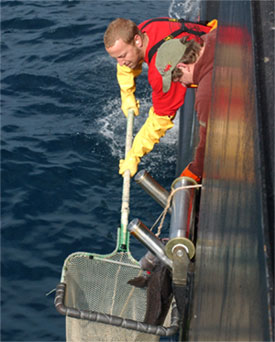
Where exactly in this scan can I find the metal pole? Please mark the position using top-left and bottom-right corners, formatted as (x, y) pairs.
(119, 109), (135, 249)
(134, 170), (172, 214)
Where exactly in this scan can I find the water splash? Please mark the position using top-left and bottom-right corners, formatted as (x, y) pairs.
(169, 0), (201, 21)
(96, 97), (179, 159)
(96, 96), (151, 158)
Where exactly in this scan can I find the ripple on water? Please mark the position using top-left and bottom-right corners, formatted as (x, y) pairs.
(2, 0), (175, 340)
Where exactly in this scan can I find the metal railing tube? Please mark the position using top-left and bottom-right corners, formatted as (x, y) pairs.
(165, 177), (198, 260)
(127, 218), (173, 269)
(134, 170), (172, 214)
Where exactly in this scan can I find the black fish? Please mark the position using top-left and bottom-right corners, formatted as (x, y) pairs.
(128, 252), (173, 326)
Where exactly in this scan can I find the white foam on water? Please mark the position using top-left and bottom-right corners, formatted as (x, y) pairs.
(96, 96), (150, 158)
(169, 0), (201, 21)
(95, 95), (180, 174)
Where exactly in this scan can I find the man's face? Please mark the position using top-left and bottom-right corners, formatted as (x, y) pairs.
(106, 38), (143, 69)
(176, 64), (194, 86)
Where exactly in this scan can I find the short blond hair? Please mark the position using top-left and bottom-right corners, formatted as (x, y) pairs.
(104, 18), (143, 48)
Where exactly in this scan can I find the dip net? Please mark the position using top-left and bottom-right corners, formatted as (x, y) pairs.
(57, 249), (171, 341)
(54, 111), (179, 341)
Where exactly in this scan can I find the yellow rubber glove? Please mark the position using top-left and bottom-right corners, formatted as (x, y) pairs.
(119, 150), (140, 177)
(119, 107), (175, 176)
(207, 19), (218, 31)
(117, 63), (142, 117)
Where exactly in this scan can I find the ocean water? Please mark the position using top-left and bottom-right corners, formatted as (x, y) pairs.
(1, 1), (200, 341)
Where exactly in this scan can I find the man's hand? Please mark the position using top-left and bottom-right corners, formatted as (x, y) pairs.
(117, 63), (142, 117)
(180, 163), (201, 183)
(119, 150), (140, 177)
(121, 96), (140, 117)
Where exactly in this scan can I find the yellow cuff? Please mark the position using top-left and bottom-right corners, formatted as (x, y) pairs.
(207, 19), (218, 31)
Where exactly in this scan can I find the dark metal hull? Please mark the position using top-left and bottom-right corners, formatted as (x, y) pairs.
(177, 1), (274, 340)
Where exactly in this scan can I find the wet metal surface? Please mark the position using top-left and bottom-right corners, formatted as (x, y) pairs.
(187, 1), (273, 341)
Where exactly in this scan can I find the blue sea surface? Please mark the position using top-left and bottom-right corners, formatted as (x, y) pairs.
(1, 1), (198, 341)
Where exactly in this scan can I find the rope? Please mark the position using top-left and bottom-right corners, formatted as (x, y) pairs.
(150, 184), (202, 237)
(149, 211), (166, 232)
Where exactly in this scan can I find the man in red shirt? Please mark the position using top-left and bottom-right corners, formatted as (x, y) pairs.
(104, 17), (217, 177)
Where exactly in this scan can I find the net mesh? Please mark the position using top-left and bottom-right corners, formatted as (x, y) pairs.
(62, 251), (161, 342)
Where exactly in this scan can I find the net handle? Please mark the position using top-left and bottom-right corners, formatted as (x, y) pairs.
(120, 109), (135, 248)
(55, 282), (179, 336)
